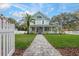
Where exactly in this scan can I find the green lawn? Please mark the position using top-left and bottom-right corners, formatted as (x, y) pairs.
(15, 34), (36, 49)
(44, 34), (79, 48)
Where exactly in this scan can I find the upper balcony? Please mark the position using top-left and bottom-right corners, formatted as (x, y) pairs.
(30, 20), (50, 25)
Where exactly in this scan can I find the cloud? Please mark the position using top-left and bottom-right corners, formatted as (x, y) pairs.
(54, 4), (67, 13)
(0, 3), (11, 9)
(12, 11), (23, 17)
(12, 10), (35, 18)
(13, 4), (29, 11)
(48, 7), (54, 11)
(0, 3), (30, 11)
(59, 4), (73, 12)
(61, 4), (67, 11)
(44, 7), (54, 16)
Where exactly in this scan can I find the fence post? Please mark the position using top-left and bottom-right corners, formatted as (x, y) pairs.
(3, 19), (6, 56)
(0, 34), (1, 56)
(0, 19), (1, 56)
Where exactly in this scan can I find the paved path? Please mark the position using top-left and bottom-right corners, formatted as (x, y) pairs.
(23, 34), (61, 56)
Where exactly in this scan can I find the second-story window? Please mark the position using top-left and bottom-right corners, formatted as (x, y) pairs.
(37, 16), (42, 18)
(42, 20), (44, 24)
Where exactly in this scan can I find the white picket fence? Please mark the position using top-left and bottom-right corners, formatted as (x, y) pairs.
(65, 31), (79, 35)
(0, 17), (15, 56)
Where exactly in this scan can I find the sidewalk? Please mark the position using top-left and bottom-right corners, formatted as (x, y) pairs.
(23, 34), (61, 56)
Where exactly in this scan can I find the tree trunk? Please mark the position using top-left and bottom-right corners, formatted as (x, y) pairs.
(27, 20), (30, 34)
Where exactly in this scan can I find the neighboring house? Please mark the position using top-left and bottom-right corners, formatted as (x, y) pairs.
(30, 11), (55, 34)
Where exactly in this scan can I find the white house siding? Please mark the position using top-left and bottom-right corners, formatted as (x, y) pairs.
(44, 20), (49, 25)
(30, 12), (53, 34)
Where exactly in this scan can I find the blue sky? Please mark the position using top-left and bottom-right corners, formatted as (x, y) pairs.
(0, 3), (79, 21)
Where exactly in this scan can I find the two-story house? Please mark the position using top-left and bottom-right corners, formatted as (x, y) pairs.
(29, 11), (54, 34)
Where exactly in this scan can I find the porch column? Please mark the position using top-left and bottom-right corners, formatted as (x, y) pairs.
(43, 27), (44, 33)
(29, 27), (30, 33)
(29, 27), (32, 33)
(51, 26), (52, 32)
(35, 27), (37, 34)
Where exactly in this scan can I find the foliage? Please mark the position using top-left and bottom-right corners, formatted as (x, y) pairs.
(8, 17), (17, 24)
(51, 12), (79, 32)
(22, 13), (35, 34)
(18, 23), (27, 31)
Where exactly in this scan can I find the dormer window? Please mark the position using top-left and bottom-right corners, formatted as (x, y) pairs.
(37, 16), (42, 18)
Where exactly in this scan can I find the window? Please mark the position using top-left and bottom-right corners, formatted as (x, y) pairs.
(45, 27), (49, 31)
(37, 16), (42, 18)
(42, 20), (44, 24)
(32, 27), (35, 31)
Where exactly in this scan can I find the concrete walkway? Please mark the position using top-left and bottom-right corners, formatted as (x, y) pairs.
(23, 34), (61, 56)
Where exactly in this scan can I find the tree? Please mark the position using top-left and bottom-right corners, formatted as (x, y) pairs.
(8, 17), (20, 30)
(8, 17), (17, 24)
(23, 13), (34, 34)
(51, 12), (79, 31)
(0, 14), (4, 18)
(18, 23), (27, 31)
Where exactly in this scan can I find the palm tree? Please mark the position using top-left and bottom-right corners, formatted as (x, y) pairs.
(23, 13), (34, 34)
(0, 14), (5, 21)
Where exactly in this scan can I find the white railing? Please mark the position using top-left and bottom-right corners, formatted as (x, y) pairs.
(0, 17), (15, 56)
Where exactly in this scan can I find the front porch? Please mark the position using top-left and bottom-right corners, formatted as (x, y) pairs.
(30, 25), (56, 34)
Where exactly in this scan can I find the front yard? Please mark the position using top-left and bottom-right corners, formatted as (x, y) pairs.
(13, 34), (79, 56)
(44, 34), (79, 55)
(44, 34), (79, 48)
(13, 34), (36, 56)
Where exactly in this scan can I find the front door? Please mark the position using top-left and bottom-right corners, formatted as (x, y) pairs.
(37, 27), (43, 34)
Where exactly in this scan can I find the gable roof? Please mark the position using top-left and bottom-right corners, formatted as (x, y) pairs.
(32, 11), (50, 20)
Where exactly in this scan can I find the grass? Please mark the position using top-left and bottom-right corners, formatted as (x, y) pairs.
(15, 34), (36, 49)
(44, 34), (79, 48)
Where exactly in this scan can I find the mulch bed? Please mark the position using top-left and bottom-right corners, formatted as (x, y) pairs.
(13, 48), (79, 56)
(57, 48), (79, 56)
(13, 49), (25, 56)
